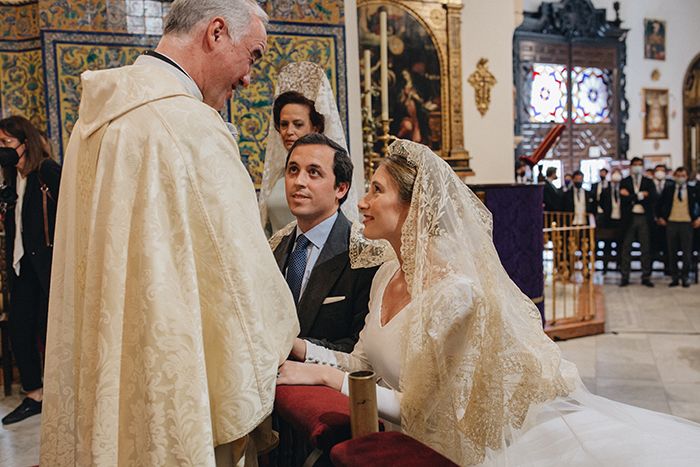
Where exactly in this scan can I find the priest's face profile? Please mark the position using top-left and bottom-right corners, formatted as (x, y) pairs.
(279, 103), (319, 150)
(285, 143), (348, 229)
(203, 16), (266, 110)
(359, 165), (410, 243)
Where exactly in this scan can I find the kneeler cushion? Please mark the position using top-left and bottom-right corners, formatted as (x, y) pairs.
(330, 431), (458, 467)
(274, 385), (354, 451)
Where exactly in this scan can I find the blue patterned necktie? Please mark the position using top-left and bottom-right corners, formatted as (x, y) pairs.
(286, 234), (310, 303)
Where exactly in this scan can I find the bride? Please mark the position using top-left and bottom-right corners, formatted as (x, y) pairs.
(278, 139), (700, 465)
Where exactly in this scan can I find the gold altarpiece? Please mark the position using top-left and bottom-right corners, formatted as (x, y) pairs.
(358, 0), (472, 174)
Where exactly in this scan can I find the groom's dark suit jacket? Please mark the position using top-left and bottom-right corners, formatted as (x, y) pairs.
(273, 211), (379, 353)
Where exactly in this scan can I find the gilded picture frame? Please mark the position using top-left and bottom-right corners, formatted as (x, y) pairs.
(644, 19), (666, 61)
(643, 88), (669, 140)
(357, 0), (471, 173)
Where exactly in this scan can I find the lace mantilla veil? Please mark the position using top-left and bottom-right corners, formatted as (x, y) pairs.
(388, 140), (577, 465)
(258, 62), (360, 230)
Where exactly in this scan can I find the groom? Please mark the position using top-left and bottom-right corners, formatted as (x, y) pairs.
(271, 133), (378, 353)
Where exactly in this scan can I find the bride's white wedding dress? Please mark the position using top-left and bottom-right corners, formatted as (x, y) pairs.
(299, 139), (700, 465)
(306, 258), (700, 466)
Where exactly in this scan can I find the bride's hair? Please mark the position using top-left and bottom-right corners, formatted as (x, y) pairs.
(381, 153), (417, 203)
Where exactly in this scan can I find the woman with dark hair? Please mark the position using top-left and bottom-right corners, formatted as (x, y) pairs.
(0, 116), (61, 425)
(259, 61), (360, 234)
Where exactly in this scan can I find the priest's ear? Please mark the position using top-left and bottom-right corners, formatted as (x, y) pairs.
(205, 17), (228, 49)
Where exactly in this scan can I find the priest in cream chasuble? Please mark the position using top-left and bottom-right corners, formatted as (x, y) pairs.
(39, 30), (299, 467)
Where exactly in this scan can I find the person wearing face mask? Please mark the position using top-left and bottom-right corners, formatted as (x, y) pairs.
(651, 164), (673, 273)
(563, 170), (594, 225)
(655, 167), (700, 287)
(590, 167), (609, 216)
(562, 172), (573, 192)
(259, 62), (360, 236)
(597, 168), (625, 273)
(619, 157), (657, 287)
(0, 116), (61, 426)
(514, 160), (531, 184)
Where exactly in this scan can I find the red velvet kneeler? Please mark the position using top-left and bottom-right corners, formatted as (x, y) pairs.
(330, 431), (458, 467)
(274, 385), (354, 452)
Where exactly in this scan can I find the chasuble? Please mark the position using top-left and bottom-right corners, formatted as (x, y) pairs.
(40, 63), (299, 466)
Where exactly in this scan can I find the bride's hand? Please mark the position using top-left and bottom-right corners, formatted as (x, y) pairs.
(277, 361), (344, 390)
(289, 338), (307, 361)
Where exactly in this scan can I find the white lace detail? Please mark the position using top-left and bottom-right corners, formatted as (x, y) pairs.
(387, 139), (574, 465)
(259, 62), (360, 230)
(348, 222), (395, 269)
(269, 220), (393, 271)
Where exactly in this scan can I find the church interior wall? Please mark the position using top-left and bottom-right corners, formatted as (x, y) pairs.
(343, 0), (519, 184)
(522, 0), (700, 171)
(0, 0), (349, 189)
(460, 0), (518, 184)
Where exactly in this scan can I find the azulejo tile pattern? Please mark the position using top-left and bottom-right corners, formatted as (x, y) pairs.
(38, 0), (127, 33)
(2, 0), (348, 187)
(0, 47), (46, 130)
(55, 41), (152, 149)
(0, 2), (39, 40)
(43, 31), (158, 152)
(261, 0), (343, 24)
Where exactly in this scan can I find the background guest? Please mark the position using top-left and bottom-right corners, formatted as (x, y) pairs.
(619, 157), (657, 287)
(259, 61), (360, 235)
(563, 170), (594, 225)
(598, 168), (625, 273)
(656, 167), (700, 287)
(543, 166), (562, 212)
(0, 116), (61, 425)
(515, 160), (530, 184)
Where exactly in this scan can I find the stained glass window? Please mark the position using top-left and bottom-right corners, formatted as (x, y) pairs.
(571, 67), (612, 124)
(528, 63), (568, 123)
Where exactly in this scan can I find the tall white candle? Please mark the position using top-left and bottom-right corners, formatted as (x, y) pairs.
(364, 49), (372, 118)
(379, 9), (389, 121)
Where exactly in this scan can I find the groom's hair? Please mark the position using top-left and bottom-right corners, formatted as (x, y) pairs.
(286, 133), (353, 205)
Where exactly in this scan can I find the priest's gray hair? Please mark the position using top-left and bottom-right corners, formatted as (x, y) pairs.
(164, 0), (268, 44)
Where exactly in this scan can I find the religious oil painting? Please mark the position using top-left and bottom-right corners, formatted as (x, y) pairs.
(358, 3), (442, 151)
(643, 88), (669, 140)
(644, 19), (666, 61)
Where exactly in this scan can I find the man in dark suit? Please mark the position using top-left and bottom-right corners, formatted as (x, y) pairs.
(563, 170), (594, 225)
(272, 133), (378, 353)
(597, 169), (624, 273)
(590, 167), (609, 219)
(650, 164), (671, 271)
(619, 157), (658, 287)
(655, 167), (700, 287)
(543, 166), (562, 212)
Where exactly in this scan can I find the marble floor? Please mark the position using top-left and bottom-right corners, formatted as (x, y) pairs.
(1, 273), (699, 466)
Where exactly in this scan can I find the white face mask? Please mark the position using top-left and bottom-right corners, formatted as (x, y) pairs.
(631, 165), (643, 175)
(611, 173), (622, 182)
(654, 170), (666, 181)
(676, 177), (687, 185)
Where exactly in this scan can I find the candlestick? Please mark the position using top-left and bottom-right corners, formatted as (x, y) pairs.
(379, 9), (389, 121)
(363, 49), (372, 118)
